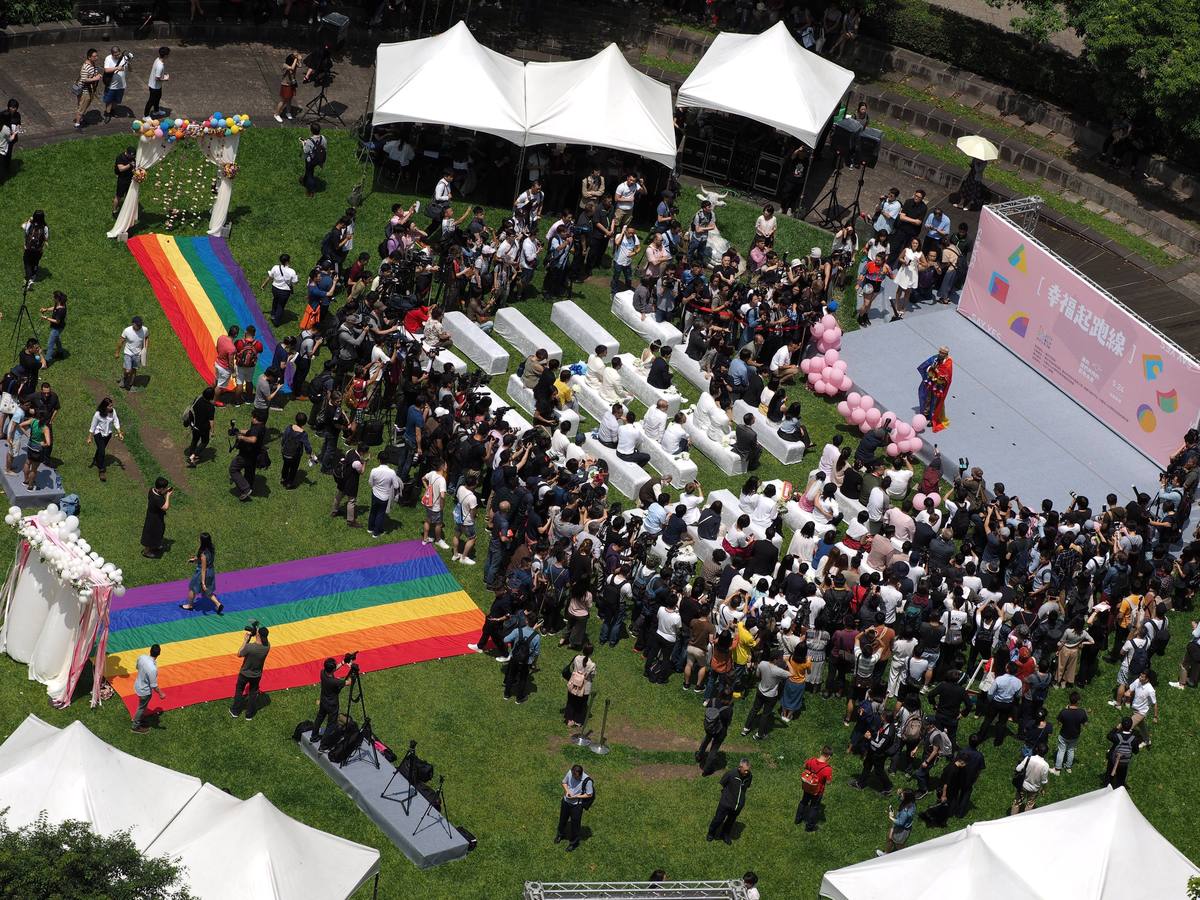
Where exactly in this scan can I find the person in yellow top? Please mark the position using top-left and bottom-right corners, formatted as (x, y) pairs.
(555, 368), (576, 409)
(732, 620), (758, 697)
(1109, 592), (1148, 663)
(781, 644), (812, 723)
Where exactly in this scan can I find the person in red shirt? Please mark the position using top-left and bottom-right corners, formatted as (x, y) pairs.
(213, 324), (240, 407)
(796, 744), (834, 832)
(403, 305), (430, 337)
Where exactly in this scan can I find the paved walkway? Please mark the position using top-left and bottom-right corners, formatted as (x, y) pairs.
(923, 0), (1084, 57)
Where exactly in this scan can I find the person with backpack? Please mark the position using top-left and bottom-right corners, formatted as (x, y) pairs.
(1111, 624), (1152, 708)
(502, 612), (540, 704)
(563, 642), (595, 726)
(697, 690), (734, 776)
(184, 386), (216, 468)
(300, 123), (327, 197)
(597, 566), (632, 648)
(557, 764), (594, 851)
(330, 443), (365, 527)
(849, 707), (895, 794)
(795, 745), (834, 832)
(1103, 717), (1142, 789)
(741, 652), (791, 741)
(278, 412), (316, 489)
(234, 326), (264, 405)
(1010, 743), (1050, 815)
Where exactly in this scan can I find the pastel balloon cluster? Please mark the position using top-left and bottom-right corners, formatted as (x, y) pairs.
(884, 415), (926, 458)
(834, 396), (929, 458)
(800, 347), (852, 397)
(811, 312), (843, 353)
(132, 111), (252, 142)
(5, 504), (126, 597)
(912, 490), (943, 512)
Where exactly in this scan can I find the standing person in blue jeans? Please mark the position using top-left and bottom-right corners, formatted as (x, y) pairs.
(299, 123), (326, 198)
(611, 225), (640, 296)
(598, 566), (631, 646)
(484, 501), (516, 589)
(131, 644), (165, 733)
(1051, 691), (1088, 774)
(40, 291), (67, 365)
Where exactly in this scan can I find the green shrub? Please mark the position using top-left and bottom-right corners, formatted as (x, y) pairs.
(2, 0), (74, 25)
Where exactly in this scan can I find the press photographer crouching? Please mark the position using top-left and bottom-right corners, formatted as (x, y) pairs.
(230, 621), (270, 720)
(311, 652), (357, 746)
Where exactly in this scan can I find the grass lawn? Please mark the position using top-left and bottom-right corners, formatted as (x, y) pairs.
(0, 129), (1198, 899)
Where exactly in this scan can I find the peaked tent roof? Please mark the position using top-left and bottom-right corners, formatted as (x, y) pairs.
(0, 715), (202, 850)
(676, 21), (855, 148)
(146, 784), (380, 900)
(524, 44), (677, 168)
(820, 787), (1200, 900)
(373, 20), (528, 145)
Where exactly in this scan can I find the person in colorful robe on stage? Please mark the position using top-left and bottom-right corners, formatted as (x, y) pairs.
(918, 345), (953, 432)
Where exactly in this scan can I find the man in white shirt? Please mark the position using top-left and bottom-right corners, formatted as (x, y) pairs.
(769, 339), (802, 383)
(818, 437), (843, 478)
(452, 474), (479, 565)
(420, 460), (450, 549)
(645, 595), (682, 683)
(642, 399), (669, 445)
(879, 579), (903, 624)
(599, 356), (630, 405)
(117, 315), (148, 392)
(611, 225), (641, 296)
(585, 346), (609, 388)
(747, 490), (778, 535)
(518, 233), (539, 298)
(612, 173), (645, 237)
(1128, 669), (1158, 744)
(595, 402), (622, 448)
(366, 461), (401, 538)
(514, 180), (544, 233)
(102, 46), (129, 123)
(1011, 746), (1050, 814)
(262, 253), (299, 327)
(616, 411), (650, 465)
(144, 46), (170, 118)
(662, 412), (689, 456)
(866, 480), (890, 532)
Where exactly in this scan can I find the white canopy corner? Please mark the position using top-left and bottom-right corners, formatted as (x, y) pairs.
(820, 787), (1200, 900)
(677, 20), (855, 148)
(0, 715), (202, 851)
(525, 43), (677, 168)
(146, 785), (381, 900)
(373, 20), (527, 145)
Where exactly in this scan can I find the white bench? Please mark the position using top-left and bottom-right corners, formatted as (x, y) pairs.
(582, 435), (651, 501)
(504, 374), (581, 438)
(707, 489), (783, 546)
(733, 400), (806, 465)
(573, 377), (625, 423)
(683, 413), (746, 476)
(688, 530), (724, 564)
(493, 307), (562, 362)
(443, 311), (510, 375)
(669, 350), (711, 393)
(611, 291), (684, 346)
(551, 301), (619, 357)
(616, 354), (682, 416)
(640, 426), (699, 484)
(434, 349), (466, 375)
(477, 387), (531, 436)
(806, 468), (869, 520)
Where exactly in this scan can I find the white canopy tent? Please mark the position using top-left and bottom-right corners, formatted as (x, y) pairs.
(0, 715), (202, 851)
(820, 787), (1200, 900)
(524, 44), (677, 169)
(146, 784), (381, 900)
(0, 716), (380, 900)
(676, 21), (854, 148)
(373, 20), (528, 145)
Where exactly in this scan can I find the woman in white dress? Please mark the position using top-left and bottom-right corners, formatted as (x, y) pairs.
(597, 356), (631, 405)
(890, 237), (921, 321)
(695, 384), (731, 444)
(585, 346), (609, 389)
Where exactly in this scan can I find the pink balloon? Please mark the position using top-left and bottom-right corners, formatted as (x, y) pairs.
(819, 366), (832, 381)
(865, 408), (882, 426)
(927, 491), (940, 507)
(911, 414), (928, 433)
(859, 421), (873, 434)
(829, 326), (843, 340)
(820, 313), (835, 328)
(913, 493), (927, 509)
(886, 443), (900, 457)
(847, 392), (862, 407)
(823, 348), (838, 365)
(909, 437), (924, 455)
(800, 358), (812, 374)
(812, 322), (826, 339)
(807, 371), (821, 386)
(850, 407), (867, 425)
(837, 401), (851, 417)
(859, 395), (874, 409)
(895, 423), (913, 440)
(823, 382), (839, 396)
(832, 360), (848, 372)
(813, 379), (826, 393)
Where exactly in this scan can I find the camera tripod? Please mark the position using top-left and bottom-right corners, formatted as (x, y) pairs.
(412, 774), (452, 839)
(304, 72), (345, 126)
(12, 276), (40, 353)
(380, 740), (421, 814)
(840, 163), (869, 229)
(804, 150), (848, 228)
(340, 665), (380, 770)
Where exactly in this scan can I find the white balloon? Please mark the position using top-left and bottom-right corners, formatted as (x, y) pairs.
(4, 515), (13, 526)
(64, 515), (79, 533)
(45, 504), (58, 514)
(8, 505), (20, 518)
(114, 585), (127, 597)
(94, 556), (105, 568)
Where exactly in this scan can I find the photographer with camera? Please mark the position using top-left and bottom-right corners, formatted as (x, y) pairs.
(101, 46), (131, 123)
(310, 652), (357, 745)
(229, 408), (268, 502)
(230, 622), (270, 720)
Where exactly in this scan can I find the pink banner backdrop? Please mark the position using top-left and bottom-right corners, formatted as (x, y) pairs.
(958, 207), (1200, 466)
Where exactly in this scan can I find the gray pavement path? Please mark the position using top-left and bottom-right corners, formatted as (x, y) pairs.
(922, 0), (1084, 56)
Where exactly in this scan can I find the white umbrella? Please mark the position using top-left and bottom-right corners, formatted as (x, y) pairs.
(956, 135), (999, 161)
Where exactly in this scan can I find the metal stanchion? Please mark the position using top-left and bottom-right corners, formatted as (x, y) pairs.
(589, 698), (611, 756)
(569, 692), (593, 748)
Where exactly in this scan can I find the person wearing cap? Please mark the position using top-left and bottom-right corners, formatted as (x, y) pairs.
(116, 315), (149, 392)
(917, 345), (953, 432)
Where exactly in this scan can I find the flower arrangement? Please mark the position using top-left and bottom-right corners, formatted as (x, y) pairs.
(4, 504), (126, 599)
(222, 162), (239, 180)
(132, 167), (148, 183)
(131, 110), (253, 143)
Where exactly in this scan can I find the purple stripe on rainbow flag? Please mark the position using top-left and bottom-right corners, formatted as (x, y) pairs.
(112, 542), (438, 612)
(208, 238), (276, 356)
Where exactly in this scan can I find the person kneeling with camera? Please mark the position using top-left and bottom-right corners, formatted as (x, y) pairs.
(230, 622), (270, 720)
(311, 653), (356, 746)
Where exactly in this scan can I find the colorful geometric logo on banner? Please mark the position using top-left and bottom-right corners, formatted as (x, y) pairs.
(988, 272), (1010, 303)
(1008, 244), (1028, 273)
(1143, 354), (1164, 381)
(1007, 312), (1030, 337)
(1136, 404), (1157, 432)
(1157, 389), (1179, 413)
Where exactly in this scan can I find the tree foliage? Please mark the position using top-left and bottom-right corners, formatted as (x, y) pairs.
(988, 0), (1200, 146)
(0, 811), (194, 900)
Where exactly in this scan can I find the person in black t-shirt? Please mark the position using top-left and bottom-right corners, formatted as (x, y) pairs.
(1052, 691), (1088, 773)
(310, 656), (353, 745)
(40, 293), (68, 366)
(229, 409), (267, 501)
(112, 146), (135, 218)
(929, 670), (968, 742)
(647, 346), (674, 390)
(890, 189), (928, 265)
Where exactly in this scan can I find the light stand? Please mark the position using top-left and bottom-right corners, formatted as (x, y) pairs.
(380, 739), (420, 813)
(304, 71), (346, 127)
(412, 774), (453, 839)
(840, 162), (868, 228)
(588, 698), (611, 755)
(804, 150), (846, 228)
(12, 277), (39, 353)
(340, 666), (380, 770)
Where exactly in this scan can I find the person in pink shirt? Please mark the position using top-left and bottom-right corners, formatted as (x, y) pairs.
(213, 324), (239, 407)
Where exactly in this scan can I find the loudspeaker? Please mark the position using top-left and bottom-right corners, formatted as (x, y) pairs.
(829, 117), (863, 158)
(856, 127), (882, 169)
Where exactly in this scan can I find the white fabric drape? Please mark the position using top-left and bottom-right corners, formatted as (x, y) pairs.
(199, 133), (239, 237)
(107, 139), (172, 239)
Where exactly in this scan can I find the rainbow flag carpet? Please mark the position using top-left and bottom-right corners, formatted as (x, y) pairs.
(127, 233), (280, 386)
(105, 542), (484, 715)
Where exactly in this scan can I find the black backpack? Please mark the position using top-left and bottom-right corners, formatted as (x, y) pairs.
(310, 137), (327, 167)
(25, 225), (45, 253)
(1148, 619), (1170, 657)
(510, 629), (532, 665)
(1127, 638), (1151, 678)
(703, 705), (725, 736)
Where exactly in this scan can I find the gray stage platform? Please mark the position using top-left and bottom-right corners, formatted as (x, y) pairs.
(841, 304), (1162, 505)
(0, 439), (64, 508)
(300, 736), (470, 869)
